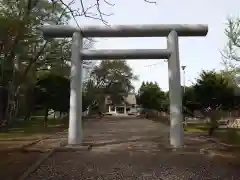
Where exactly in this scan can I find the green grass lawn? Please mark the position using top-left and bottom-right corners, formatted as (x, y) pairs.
(184, 123), (209, 133)
(150, 116), (170, 126)
(0, 117), (68, 139)
(185, 123), (240, 146)
(0, 116), (69, 179)
(214, 128), (240, 146)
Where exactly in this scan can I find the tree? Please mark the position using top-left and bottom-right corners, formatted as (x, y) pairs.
(0, 0), (72, 125)
(85, 60), (137, 112)
(183, 86), (196, 106)
(182, 86), (198, 117)
(0, 0), (94, 125)
(46, 0), (158, 25)
(221, 17), (240, 89)
(138, 81), (167, 111)
(194, 70), (235, 110)
(34, 74), (70, 126)
(188, 70), (240, 135)
(82, 79), (98, 112)
(0, 0), (157, 125)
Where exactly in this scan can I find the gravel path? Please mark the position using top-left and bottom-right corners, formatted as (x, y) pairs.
(26, 118), (240, 180)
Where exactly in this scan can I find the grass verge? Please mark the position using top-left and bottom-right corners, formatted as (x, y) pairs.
(0, 117), (68, 139)
(185, 123), (240, 147)
(214, 128), (240, 146)
(184, 123), (209, 133)
(0, 116), (68, 179)
(150, 116), (170, 126)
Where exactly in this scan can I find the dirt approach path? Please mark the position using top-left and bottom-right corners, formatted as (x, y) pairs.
(26, 118), (240, 180)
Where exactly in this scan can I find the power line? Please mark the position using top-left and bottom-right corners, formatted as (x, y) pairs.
(143, 60), (167, 68)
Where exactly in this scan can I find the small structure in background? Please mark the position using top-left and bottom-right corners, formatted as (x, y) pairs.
(105, 93), (137, 116)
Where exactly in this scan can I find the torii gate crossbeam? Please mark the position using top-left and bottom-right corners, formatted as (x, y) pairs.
(39, 24), (208, 148)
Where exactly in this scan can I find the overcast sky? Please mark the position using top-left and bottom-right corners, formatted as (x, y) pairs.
(68, 0), (240, 91)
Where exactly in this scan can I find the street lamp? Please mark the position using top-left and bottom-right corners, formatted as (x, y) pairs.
(181, 65), (187, 127)
(181, 65), (186, 93)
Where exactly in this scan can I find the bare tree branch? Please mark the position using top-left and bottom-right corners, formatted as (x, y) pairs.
(222, 17), (240, 63)
(225, 17), (240, 48)
(144, 0), (157, 4)
(103, 0), (115, 6)
(22, 0), (75, 78)
(55, 0), (157, 25)
(220, 16), (240, 91)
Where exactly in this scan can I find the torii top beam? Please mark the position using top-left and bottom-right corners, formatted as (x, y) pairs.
(39, 24), (208, 38)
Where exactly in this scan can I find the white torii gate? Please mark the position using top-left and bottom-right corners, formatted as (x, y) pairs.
(39, 24), (208, 148)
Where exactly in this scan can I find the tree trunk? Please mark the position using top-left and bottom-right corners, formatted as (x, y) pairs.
(0, 87), (8, 125)
(208, 109), (219, 136)
(44, 108), (48, 127)
(99, 96), (107, 113)
(5, 66), (21, 127)
(208, 126), (216, 136)
(24, 111), (31, 121)
(24, 87), (34, 121)
(6, 90), (20, 128)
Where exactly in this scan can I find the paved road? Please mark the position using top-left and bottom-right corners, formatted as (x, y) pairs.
(26, 118), (240, 180)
